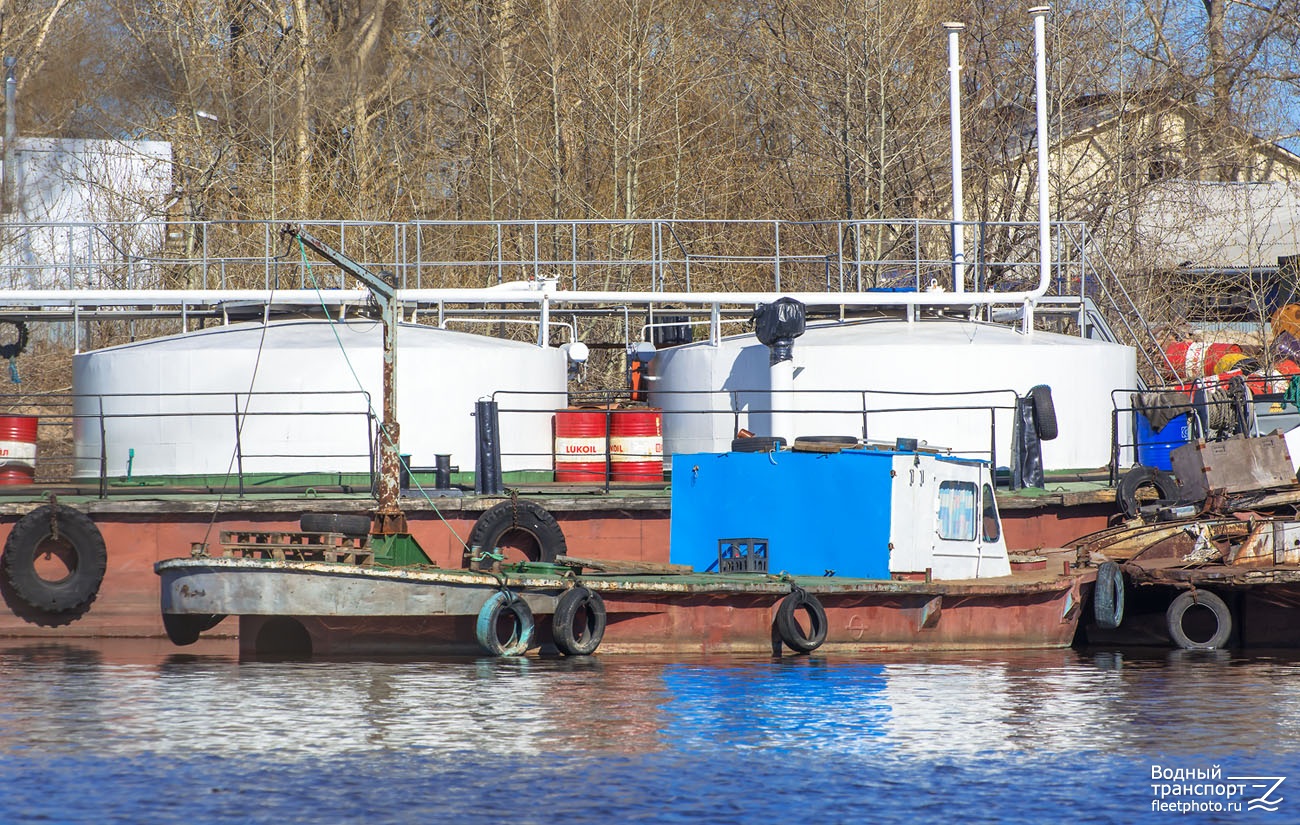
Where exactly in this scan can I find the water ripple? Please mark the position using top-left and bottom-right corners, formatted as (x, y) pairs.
(0, 644), (1296, 823)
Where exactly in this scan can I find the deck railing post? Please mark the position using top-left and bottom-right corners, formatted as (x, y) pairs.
(1109, 407), (1119, 486)
(861, 391), (869, 442)
(604, 407), (612, 494)
(773, 220), (781, 290)
(362, 392), (376, 493)
(98, 395), (107, 499)
(990, 406), (998, 481)
(233, 394), (245, 498)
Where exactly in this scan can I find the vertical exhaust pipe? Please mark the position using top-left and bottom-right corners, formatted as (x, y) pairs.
(944, 22), (966, 293)
(1028, 6), (1052, 334)
(3, 57), (16, 215)
(754, 298), (805, 445)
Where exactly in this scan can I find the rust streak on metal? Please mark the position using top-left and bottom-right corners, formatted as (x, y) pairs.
(1226, 521), (1272, 566)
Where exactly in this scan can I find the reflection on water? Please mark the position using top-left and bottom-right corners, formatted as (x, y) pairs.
(0, 642), (1297, 823)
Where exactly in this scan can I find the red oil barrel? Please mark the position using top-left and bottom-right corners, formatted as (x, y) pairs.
(1165, 341), (1240, 379)
(1246, 360), (1300, 394)
(0, 415), (37, 484)
(610, 409), (663, 482)
(554, 410), (608, 482)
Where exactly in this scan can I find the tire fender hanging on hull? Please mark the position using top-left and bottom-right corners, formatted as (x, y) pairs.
(551, 586), (606, 656)
(2, 504), (107, 616)
(1166, 589), (1232, 650)
(776, 588), (828, 654)
(476, 590), (535, 656)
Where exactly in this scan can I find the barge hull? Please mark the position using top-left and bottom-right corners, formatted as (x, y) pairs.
(1, 494), (1107, 641)
(235, 587), (1083, 657)
(156, 559), (1087, 656)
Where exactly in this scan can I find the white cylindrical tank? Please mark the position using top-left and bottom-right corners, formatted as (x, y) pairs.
(72, 319), (567, 479)
(647, 318), (1136, 472)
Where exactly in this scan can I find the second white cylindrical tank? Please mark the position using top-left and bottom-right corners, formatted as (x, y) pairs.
(647, 318), (1135, 472)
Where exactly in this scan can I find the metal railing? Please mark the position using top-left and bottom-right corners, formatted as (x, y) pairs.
(492, 386), (1021, 493)
(1107, 382), (1298, 483)
(0, 384), (1034, 497)
(0, 389), (376, 497)
(0, 216), (1114, 300)
(0, 217), (1175, 373)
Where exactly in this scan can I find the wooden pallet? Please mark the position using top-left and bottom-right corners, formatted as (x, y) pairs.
(217, 530), (373, 565)
(554, 553), (694, 574)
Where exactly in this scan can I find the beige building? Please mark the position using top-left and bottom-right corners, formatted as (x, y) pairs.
(1028, 95), (1300, 328)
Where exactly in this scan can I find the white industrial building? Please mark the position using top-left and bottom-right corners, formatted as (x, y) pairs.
(0, 137), (172, 289)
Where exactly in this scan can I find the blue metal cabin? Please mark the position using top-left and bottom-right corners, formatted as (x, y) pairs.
(669, 446), (1011, 580)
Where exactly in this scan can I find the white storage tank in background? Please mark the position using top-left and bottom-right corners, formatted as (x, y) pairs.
(647, 318), (1136, 473)
(73, 319), (567, 479)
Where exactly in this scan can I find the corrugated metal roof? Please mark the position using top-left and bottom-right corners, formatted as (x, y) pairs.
(1136, 181), (1300, 270)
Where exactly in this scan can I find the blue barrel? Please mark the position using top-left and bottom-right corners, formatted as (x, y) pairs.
(1135, 412), (1191, 471)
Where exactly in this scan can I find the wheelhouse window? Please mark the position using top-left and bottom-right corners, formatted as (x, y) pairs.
(937, 481), (977, 541)
(981, 483), (1001, 543)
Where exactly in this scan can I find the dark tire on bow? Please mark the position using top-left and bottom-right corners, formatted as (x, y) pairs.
(1093, 562), (1126, 630)
(552, 586), (607, 656)
(776, 588), (828, 654)
(299, 513), (371, 537)
(162, 613), (226, 646)
(1117, 465), (1180, 519)
(1029, 385), (1058, 441)
(730, 436), (786, 453)
(1166, 590), (1232, 650)
(2, 505), (107, 614)
(475, 590), (535, 656)
(467, 500), (566, 571)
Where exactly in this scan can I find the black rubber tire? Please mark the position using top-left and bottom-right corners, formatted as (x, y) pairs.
(475, 590), (535, 656)
(730, 436), (786, 453)
(552, 586), (607, 656)
(2, 505), (107, 614)
(467, 501), (566, 571)
(1166, 590), (1232, 650)
(775, 589), (828, 653)
(793, 435), (860, 446)
(1117, 465), (1180, 519)
(1093, 562), (1125, 630)
(162, 613), (226, 646)
(299, 513), (371, 537)
(1029, 385), (1058, 441)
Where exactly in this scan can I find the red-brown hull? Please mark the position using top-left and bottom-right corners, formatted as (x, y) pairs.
(0, 503), (667, 639)
(1, 496), (1099, 643)
(237, 578), (1085, 657)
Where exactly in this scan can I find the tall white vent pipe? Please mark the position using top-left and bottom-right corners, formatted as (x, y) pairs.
(1028, 5), (1052, 334)
(944, 22), (966, 293)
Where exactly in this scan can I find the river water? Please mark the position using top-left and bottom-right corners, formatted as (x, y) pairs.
(0, 640), (1294, 824)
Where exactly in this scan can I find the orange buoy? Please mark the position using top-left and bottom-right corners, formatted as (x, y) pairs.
(1273, 304), (1300, 340)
